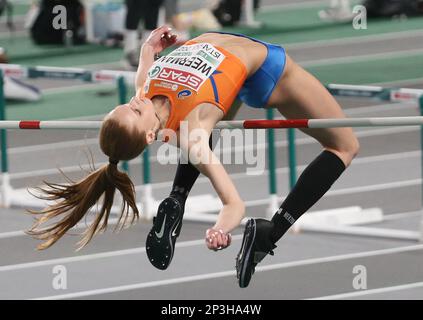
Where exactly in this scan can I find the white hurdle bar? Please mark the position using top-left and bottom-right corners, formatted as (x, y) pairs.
(0, 63), (136, 84)
(1, 63), (422, 103)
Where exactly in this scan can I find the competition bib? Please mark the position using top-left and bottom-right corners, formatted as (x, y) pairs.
(146, 43), (226, 92)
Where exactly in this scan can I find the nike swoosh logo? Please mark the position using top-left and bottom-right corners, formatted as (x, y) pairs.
(171, 220), (180, 237)
(155, 215), (166, 238)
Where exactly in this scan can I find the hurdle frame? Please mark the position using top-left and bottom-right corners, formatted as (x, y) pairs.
(0, 70), (10, 208)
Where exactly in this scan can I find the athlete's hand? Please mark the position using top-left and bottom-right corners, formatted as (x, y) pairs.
(205, 228), (232, 251)
(143, 25), (177, 54)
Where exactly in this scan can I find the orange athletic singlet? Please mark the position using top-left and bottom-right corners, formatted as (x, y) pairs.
(144, 40), (247, 131)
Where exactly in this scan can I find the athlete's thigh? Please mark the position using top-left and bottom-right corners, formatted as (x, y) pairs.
(271, 58), (356, 150)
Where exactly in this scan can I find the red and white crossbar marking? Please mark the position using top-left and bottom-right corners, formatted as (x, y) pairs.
(0, 121), (103, 130)
(1, 117), (423, 130)
(217, 117), (423, 129)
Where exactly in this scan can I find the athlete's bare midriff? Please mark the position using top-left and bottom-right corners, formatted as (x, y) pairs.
(192, 33), (268, 77)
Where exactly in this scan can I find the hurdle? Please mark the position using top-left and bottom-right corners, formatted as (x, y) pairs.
(0, 63), (135, 84)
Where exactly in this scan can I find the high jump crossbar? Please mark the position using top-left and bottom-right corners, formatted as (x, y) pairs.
(1, 117), (423, 130)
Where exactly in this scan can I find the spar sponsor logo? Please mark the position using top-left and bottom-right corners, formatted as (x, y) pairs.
(157, 67), (202, 91)
(177, 89), (192, 99)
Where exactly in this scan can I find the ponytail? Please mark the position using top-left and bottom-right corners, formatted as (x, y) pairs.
(27, 109), (148, 250)
(26, 162), (139, 250)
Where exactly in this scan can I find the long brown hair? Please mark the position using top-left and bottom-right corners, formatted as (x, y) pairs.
(26, 114), (147, 250)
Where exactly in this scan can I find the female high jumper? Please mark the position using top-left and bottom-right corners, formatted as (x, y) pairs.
(28, 26), (359, 288)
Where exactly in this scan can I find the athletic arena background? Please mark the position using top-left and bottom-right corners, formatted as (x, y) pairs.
(1, 0), (423, 300)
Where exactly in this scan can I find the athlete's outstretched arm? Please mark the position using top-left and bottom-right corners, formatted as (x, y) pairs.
(180, 126), (245, 250)
(166, 99), (243, 209)
(135, 26), (177, 97)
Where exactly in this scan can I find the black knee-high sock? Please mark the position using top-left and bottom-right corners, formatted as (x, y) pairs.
(271, 150), (346, 243)
(169, 134), (216, 209)
(169, 162), (201, 210)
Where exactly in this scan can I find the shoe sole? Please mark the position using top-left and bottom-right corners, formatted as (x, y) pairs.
(237, 219), (256, 288)
(146, 198), (182, 270)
